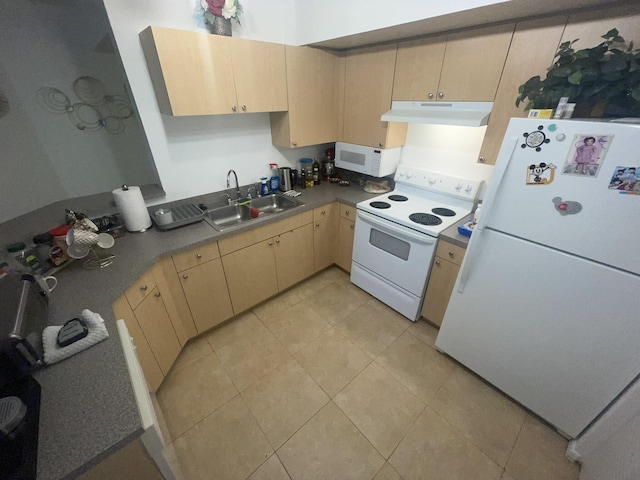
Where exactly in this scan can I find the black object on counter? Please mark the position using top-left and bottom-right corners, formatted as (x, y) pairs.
(0, 375), (41, 480)
(56, 318), (89, 348)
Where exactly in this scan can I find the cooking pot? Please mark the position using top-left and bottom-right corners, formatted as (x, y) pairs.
(278, 167), (298, 191)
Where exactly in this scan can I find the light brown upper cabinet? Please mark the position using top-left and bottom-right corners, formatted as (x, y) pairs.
(477, 17), (567, 165)
(140, 26), (287, 116)
(271, 46), (339, 148)
(342, 44), (407, 148)
(393, 24), (514, 102)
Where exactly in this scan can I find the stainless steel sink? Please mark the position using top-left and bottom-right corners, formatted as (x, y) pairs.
(203, 193), (304, 231)
(250, 193), (303, 213)
(204, 204), (252, 230)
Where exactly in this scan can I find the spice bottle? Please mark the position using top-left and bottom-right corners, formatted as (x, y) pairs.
(312, 158), (321, 185)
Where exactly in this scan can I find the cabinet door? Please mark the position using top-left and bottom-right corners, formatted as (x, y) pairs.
(112, 296), (164, 393)
(133, 288), (181, 376)
(336, 216), (355, 272)
(313, 204), (338, 272)
(270, 46), (339, 148)
(478, 17), (567, 165)
(179, 258), (234, 333)
(437, 24), (514, 101)
(342, 44), (406, 148)
(222, 239), (278, 313)
(392, 35), (447, 101)
(229, 37), (287, 113)
(275, 224), (314, 291)
(421, 257), (460, 327)
(152, 258), (197, 346)
(139, 26), (237, 116)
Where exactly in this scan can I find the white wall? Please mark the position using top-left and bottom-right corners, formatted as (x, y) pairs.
(0, 0), (157, 222)
(292, 0), (506, 45)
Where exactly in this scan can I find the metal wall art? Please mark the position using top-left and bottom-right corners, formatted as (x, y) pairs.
(36, 76), (133, 134)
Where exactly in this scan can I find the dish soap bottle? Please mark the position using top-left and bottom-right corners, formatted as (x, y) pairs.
(260, 177), (269, 196)
(269, 163), (279, 192)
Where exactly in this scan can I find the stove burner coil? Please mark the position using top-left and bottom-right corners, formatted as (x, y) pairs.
(370, 201), (391, 209)
(431, 207), (456, 217)
(409, 213), (442, 226)
(388, 195), (408, 202)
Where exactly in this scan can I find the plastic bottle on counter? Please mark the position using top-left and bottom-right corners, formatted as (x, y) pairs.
(260, 177), (269, 196)
(269, 163), (280, 192)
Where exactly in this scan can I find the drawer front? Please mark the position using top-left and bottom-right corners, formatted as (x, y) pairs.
(125, 270), (157, 309)
(435, 240), (466, 266)
(340, 203), (355, 220)
(172, 241), (220, 272)
(313, 202), (337, 221)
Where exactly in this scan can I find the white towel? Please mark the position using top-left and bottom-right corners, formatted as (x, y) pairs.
(42, 309), (109, 365)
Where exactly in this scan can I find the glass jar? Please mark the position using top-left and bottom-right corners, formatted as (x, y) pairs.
(312, 158), (321, 185)
(300, 158), (314, 188)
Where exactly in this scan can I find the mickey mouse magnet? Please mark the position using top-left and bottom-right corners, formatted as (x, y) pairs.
(526, 162), (556, 185)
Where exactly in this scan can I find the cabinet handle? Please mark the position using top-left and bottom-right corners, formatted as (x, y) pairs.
(241, 105), (247, 111)
(438, 92), (444, 99)
(140, 285), (148, 291)
(268, 241), (273, 246)
(478, 156), (486, 163)
(292, 141), (297, 147)
(428, 92), (434, 99)
(275, 238), (280, 244)
(435, 259), (441, 265)
(448, 251), (455, 257)
(182, 274), (188, 279)
(196, 253), (202, 259)
(232, 105), (237, 112)
(321, 210), (326, 215)
(345, 209), (350, 216)
(378, 142), (384, 148)
(350, 224), (354, 230)
(315, 223), (320, 227)
(154, 292), (161, 297)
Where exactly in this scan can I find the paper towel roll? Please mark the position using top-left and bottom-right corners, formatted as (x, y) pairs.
(112, 185), (151, 232)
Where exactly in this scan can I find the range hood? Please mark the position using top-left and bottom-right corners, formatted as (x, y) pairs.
(381, 101), (493, 127)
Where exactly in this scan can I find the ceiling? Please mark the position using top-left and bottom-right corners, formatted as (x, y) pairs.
(307, 0), (629, 50)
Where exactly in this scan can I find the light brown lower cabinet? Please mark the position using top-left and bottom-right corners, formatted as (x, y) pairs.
(112, 296), (164, 393)
(421, 240), (466, 327)
(313, 203), (338, 272)
(274, 223), (314, 291)
(178, 257), (234, 332)
(337, 216), (355, 272)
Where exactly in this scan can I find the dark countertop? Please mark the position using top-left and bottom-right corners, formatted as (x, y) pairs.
(11, 182), (377, 480)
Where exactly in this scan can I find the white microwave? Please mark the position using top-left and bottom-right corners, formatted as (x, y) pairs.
(335, 142), (402, 177)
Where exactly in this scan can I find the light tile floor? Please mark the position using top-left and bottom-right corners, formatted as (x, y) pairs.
(156, 266), (580, 480)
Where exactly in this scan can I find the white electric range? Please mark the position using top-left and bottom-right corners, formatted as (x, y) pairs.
(351, 165), (482, 321)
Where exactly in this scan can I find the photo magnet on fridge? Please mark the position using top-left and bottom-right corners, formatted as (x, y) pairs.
(526, 162), (556, 185)
(561, 134), (613, 177)
(608, 166), (640, 194)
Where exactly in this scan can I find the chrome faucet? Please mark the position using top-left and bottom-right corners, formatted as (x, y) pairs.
(226, 169), (241, 200)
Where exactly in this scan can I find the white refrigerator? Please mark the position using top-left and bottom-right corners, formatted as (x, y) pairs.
(435, 118), (640, 438)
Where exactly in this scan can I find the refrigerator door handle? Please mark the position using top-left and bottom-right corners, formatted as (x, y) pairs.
(457, 136), (520, 294)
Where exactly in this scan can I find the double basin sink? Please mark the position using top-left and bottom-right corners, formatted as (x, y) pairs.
(203, 193), (304, 231)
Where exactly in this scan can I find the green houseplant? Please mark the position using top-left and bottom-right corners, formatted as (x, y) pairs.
(516, 29), (640, 116)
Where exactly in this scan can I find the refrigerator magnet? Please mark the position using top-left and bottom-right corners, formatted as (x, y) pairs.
(552, 197), (582, 215)
(526, 162), (556, 185)
(608, 166), (640, 194)
(561, 134), (613, 177)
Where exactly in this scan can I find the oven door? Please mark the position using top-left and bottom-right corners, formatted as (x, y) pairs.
(351, 210), (437, 297)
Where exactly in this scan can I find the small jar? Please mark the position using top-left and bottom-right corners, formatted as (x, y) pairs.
(33, 233), (54, 271)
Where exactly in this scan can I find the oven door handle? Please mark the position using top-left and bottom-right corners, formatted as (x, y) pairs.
(357, 210), (436, 245)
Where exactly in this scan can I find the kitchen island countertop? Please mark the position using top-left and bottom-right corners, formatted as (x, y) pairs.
(18, 182), (377, 480)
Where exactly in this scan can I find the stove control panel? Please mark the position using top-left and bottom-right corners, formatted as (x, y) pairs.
(395, 167), (482, 201)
